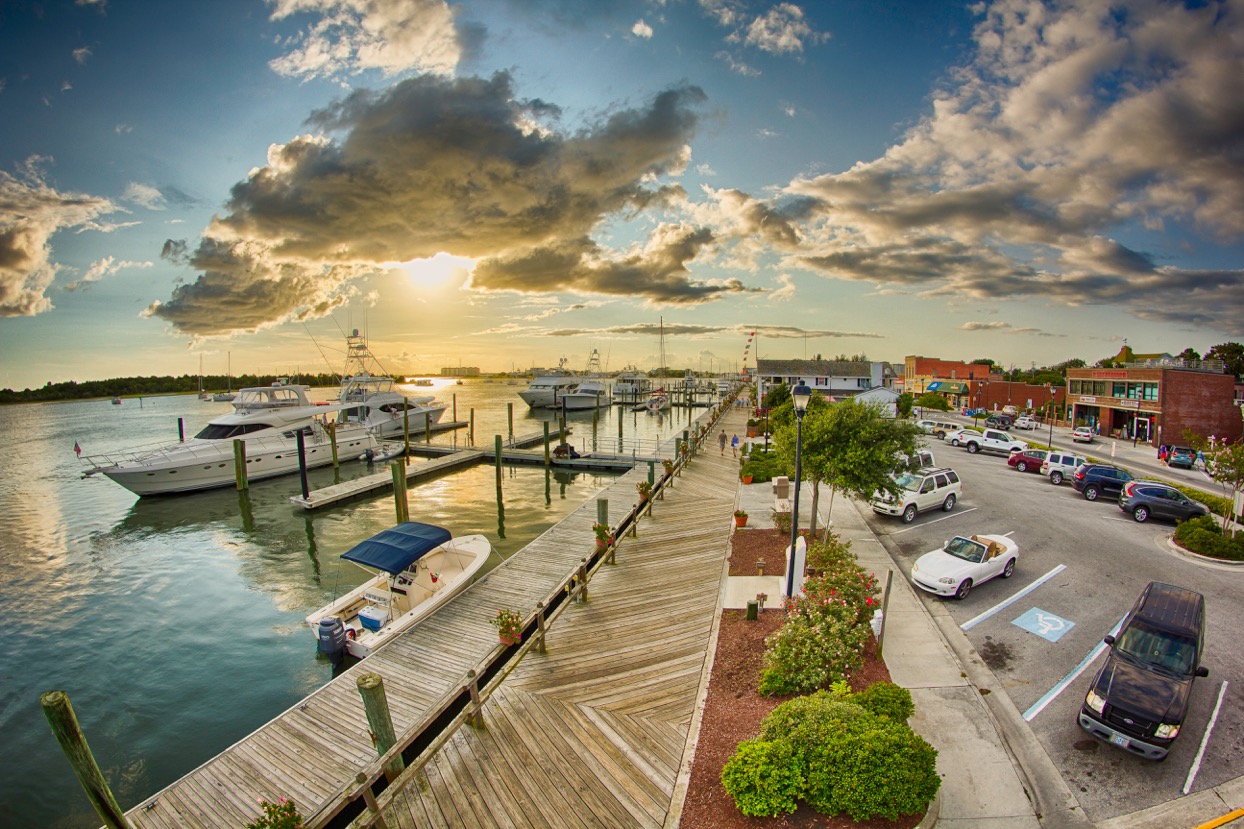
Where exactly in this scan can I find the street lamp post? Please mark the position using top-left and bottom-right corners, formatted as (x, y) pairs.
(1045, 383), (1054, 449)
(786, 383), (812, 599)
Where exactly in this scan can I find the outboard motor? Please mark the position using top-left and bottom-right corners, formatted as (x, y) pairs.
(317, 616), (347, 663)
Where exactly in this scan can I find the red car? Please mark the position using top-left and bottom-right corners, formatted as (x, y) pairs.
(1007, 449), (1049, 474)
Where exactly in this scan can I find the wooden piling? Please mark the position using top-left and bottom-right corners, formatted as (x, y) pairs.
(543, 422), (551, 466)
(40, 690), (134, 829)
(494, 435), (503, 488)
(507, 403), (513, 442)
(391, 461), (409, 523)
(296, 430), (310, 499)
(356, 673), (404, 781)
(233, 438), (248, 491)
(328, 421), (340, 468)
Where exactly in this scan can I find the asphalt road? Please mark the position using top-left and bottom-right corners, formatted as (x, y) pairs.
(860, 427), (1242, 824)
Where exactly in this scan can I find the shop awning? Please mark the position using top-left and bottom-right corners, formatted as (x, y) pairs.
(926, 381), (969, 394)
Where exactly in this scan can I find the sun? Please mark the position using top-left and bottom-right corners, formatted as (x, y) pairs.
(392, 252), (475, 288)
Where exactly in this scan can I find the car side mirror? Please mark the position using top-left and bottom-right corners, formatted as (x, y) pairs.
(943, 540), (950, 551)
(1103, 634), (1116, 646)
(1196, 666), (1209, 678)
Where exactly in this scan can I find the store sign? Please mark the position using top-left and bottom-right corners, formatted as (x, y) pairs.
(1092, 370), (1128, 379)
(1119, 399), (1139, 408)
(1081, 396), (1097, 403)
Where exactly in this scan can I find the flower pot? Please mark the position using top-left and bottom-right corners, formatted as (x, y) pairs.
(734, 515), (748, 527)
(740, 475), (754, 485)
(499, 633), (520, 646)
(595, 536), (613, 551)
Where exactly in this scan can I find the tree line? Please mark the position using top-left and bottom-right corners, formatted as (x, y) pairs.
(0, 373), (344, 405)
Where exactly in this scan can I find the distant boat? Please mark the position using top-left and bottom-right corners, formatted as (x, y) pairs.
(645, 389), (671, 413)
(213, 352), (236, 402)
(111, 397), (122, 405)
(335, 330), (448, 440)
(307, 522), (492, 661)
(517, 357), (578, 408)
(560, 349), (611, 410)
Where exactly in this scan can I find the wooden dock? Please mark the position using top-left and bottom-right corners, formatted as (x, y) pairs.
(116, 404), (746, 828)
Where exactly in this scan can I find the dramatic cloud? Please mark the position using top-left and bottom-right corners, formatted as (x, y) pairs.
(780, 0), (1244, 332)
(0, 159), (117, 316)
(961, 321), (1011, 331)
(532, 321), (880, 340)
(149, 73), (718, 335)
(268, 0), (461, 79)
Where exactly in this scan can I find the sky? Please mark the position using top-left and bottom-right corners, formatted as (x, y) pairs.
(1, 0), (1242, 390)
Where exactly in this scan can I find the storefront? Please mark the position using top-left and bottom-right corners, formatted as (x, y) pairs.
(1065, 365), (1241, 446)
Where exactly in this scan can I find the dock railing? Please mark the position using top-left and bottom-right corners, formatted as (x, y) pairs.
(299, 402), (728, 829)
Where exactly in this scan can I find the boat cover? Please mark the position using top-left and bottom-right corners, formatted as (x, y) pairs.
(341, 522), (453, 574)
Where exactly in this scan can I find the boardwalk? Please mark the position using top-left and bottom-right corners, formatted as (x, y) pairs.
(117, 405), (747, 829)
(378, 419), (745, 828)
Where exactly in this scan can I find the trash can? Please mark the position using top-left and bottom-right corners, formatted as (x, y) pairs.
(772, 476), (790, 500)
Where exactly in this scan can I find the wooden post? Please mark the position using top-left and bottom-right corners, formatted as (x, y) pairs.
(390, 461), (409, 523)
(327, 421), (339, 468)
(356, 772), (390, 829)
(536, 600), (547, 653)
(177, 417), (184, 442)
(746, 599), (758, 621)
(494, 435), (503, 489)
(507, 403), (514, 443)
(233, 438), (248, 491)
(296, 430), (310, 499)
(40, 691), (134, 829)
(470, 408), (475, 446)
(543, 422), (551, 466)
(877, 569), (894, 659)
(356, 673), (405, 781)
(596, 498), (608, 527)
(466, 669), (483, 727)
(452, 393), (457, 422)
(576, 558), (589, 603)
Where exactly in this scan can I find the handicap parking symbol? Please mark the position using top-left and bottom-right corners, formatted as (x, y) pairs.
(1012, 607), (1075, 642)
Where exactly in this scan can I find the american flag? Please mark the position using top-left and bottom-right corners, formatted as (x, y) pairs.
(74, 441), (81, 457)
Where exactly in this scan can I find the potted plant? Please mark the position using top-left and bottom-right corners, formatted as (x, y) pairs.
(592, 522), (613, 550)
(746, 418), (759, 438)
(734, 509), (748, 527)
(636, 480), (653, 501)
(662, 458), (675, 476)
(246, 798), (303, 829)
(491, 608), (523, 645)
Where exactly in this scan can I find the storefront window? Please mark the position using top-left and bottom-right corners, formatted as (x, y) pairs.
(1144, 382), (1159, 401)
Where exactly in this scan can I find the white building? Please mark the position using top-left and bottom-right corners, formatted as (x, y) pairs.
(755, 359), (891, 405)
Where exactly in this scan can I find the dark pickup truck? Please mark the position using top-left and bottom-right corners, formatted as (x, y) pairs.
(1078, 582), (1209, 760)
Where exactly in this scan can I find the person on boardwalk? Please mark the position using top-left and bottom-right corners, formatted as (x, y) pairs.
(731, 434), (740, 457)
(718, 430), (727, 455)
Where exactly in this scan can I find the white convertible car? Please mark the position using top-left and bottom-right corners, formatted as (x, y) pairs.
(911, 534), (1019, 600)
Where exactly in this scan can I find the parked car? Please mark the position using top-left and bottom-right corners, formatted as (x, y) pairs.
(1071, 463), (1134, 501)
(911, 533), (1019, 600)
(1119, 481), (1210, 523)
(1072, 426), (1095, 443)
(1042, 451), (1088, 485)
(1013, 415), (1037, 430)
(1007, 449), (1049, 473)
(945, 428), (983, 447)
(1167, 446), (1196, 470)
(962, 428), (1027, 456)
(916, 420), (959, 439)
(893, 448), (936, 476)
(1002, 405), (1018, 417)
(870, 466), (962, 524)
(984, 414), (1014, 429)
(1078, 581), (1208, 760)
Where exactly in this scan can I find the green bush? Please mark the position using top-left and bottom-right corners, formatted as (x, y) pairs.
(1174, 515), (1244, 561)
(740, 449), (784, 483)
(759, 605), (869, 695)
(853, 681), (915, 722)
(802, 562), (880, 627)
(805, 530), (854, 573)
(819, 718), (941, 821)
(719, 738), (804, 817)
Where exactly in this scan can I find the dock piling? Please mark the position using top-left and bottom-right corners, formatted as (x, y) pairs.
(296, 430), (310, 499)
(356, 673), (405, 782)
(233, 438), (248, 491)
(40, 690), (134, 829)
(391, 461), (409, 522)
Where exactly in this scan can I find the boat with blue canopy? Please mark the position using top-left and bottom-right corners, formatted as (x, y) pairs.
(306, 522), (492, 660)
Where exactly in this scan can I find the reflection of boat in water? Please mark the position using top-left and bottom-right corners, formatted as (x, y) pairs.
(336, 330), (448, 439)
(85, 381), (377, 496)
(308, 522), (492, 661)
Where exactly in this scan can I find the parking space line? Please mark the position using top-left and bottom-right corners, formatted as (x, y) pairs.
(1022, 613), (1128, 722)
(961, 564), (1066, 631)
(1183, 681), (1229, 795)
(889, 506), (978, 535)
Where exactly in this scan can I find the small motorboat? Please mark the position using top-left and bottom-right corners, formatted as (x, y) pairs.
(645, 390), (671, 413)
(307, 522), (492, 661)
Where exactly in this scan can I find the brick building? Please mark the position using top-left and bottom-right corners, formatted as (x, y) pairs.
(904, 356), (1065, 413)
(1065, 360), (1242, 446)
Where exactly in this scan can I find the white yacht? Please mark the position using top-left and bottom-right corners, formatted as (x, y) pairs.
(85, 382), (377, 496)
(612, 366), (651, 402)
(517, 358), (579, 408)
(560, 349), (611, 410)
(335, 330), (448, 439)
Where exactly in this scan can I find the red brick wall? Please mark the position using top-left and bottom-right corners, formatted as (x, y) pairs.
(1160, 371), (1243, 445)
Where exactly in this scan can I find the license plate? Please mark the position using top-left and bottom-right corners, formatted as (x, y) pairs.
(1111, 734), (1130, 748)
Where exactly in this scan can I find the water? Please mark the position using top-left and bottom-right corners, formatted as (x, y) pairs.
(0, 379), (708, 829)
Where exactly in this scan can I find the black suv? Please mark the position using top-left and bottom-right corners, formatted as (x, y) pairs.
(984, 414), (1013, 429)
(1079, 582), (1208, 760)
(1119, 481), (1210, 523)
(1071, 463), (1133, 501)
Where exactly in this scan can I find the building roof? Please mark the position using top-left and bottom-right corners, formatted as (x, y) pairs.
(757, 358), (872, 378)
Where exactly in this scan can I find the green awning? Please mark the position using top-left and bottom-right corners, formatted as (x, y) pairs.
(926, 381), (969, 394)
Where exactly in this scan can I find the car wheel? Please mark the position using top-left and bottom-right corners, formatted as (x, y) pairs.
(954, 579), (973, 600)
(1050, 471), (1063, 485)
(902, 504), (918, 524)
(1017, 461), (1028, 472)
(942, 493), (956, 512)
(1133, 505), (1149, 523)
(1002, 558), (1016, 578)
(967, 442), (979, 454)
(1084, 485), (1099, 501)
(934, 430), (945, 439)
(950, 438), (960, 446)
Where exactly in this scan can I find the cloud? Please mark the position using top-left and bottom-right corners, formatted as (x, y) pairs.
(769, 273), (795, 301)
(73, 47), (92, 64)
(124, 182), (165, 210)
(268, 0), (462, 79)
(149, 74), (718, 335)
(65, 256), (152, 291)
(632, 19), (653, 38)
(743, 3), (827, 55)
(778, 0), (1244, 332)
(714, 50), (759, 76)
(960, 321), (1011, 331)
(0, 158), (117, 316)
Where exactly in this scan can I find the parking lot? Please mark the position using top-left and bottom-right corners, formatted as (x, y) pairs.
(862, 417), (1242, 823)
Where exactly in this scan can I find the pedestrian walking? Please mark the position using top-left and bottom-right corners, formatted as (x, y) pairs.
(1196, 449), (1206, 470)
(718, 430), (727, 455)
(730, 434), (740, 457)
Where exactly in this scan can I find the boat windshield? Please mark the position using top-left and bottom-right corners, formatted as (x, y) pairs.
(194, 422), (274, 440)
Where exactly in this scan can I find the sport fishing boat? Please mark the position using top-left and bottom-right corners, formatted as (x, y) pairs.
(517, 357), (579, 409)
(308, 522), (492, 661)
(83, 381), (378, 496)
(560, 349), (611, 410)
(335, 330), (448, 439)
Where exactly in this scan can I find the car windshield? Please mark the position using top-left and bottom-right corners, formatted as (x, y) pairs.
(943, 536), (986, 563)
(1115, 620), (1197, 675)
(894, 473), (925, 492)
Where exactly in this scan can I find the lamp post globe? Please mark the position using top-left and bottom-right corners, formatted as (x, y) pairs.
(786, 383), (812, 599)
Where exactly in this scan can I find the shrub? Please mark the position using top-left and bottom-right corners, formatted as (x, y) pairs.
(739, 449), (784, 483)
(805, 531), (854, 573)
(853, 681), (915, 722)
(720, 738), (804, 817)
(771, 509), (792, 534)
(820, 718), (940, 821)
(802, 565), (880, 627)
(246, 798), (304, 829)
(759, 605), (869, 695)
(1174, 515), (1244, 561)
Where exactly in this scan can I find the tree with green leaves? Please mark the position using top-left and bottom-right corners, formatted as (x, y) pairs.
(1206, 342), (1244, 378)
(914, 392), (951, 412)
(773, 399), (921, 538)
(896, 392), (914, 419)
(1186, 434), (1244, 538)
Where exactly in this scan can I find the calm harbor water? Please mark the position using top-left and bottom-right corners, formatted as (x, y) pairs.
(0, 379), (709, 829)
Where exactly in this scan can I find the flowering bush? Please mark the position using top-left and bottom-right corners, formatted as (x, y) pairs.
(758, 604), (869, 695)
(246, 798), (304, 829)
(490, 608), (522, 642)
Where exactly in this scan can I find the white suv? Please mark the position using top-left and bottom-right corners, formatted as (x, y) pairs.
(1042, 450), (1088, 485)
(871, 466), (962, 524)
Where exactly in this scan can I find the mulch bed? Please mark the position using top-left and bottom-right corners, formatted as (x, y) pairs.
(677, 528), (924, 829)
